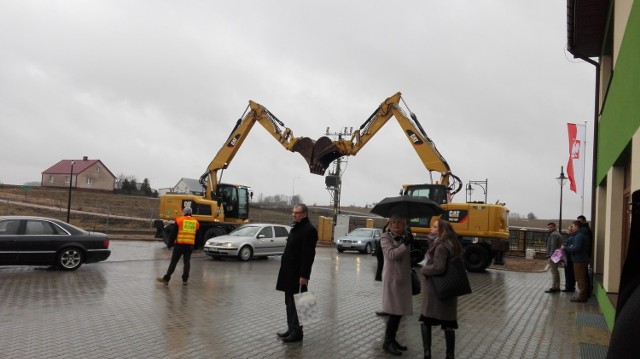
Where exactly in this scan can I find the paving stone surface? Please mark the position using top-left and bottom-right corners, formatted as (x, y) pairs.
(0, 241), (609, 358)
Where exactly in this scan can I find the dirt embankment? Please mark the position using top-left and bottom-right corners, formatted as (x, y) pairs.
(0, 185), (348, 232)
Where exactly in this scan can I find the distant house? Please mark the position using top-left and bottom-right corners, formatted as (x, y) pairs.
(173, 178), (204, 196)
(41, 156), (116, 192)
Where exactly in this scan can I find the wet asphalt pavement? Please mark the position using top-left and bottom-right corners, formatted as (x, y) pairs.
(0, 240), (609, 359)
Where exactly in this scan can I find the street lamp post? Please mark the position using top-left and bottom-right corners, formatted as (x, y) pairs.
(66, 161), (75, 223)
(556, 166), (568, 231)
(291, 176), (300, 205)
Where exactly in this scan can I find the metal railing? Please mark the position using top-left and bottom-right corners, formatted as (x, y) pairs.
(508, 227), (568, 258)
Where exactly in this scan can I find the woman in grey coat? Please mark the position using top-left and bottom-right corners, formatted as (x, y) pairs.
(420, 219), (463, 359)
(380, 214), (413, 356)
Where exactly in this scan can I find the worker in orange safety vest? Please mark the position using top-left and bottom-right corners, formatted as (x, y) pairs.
(157, 206), (200, 285)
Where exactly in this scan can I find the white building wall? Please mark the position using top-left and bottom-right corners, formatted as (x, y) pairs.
(603, 167), (625, 293)
(594, 185), (608, 276)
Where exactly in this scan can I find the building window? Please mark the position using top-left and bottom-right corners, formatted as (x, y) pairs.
(86, 177), (93, 185)
(49, 175), (55, 183)
(65, 176), (71, 184)
(96, 166), (100, 174)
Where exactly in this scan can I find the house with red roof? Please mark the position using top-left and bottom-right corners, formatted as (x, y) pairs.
(41, 156), (116, 191)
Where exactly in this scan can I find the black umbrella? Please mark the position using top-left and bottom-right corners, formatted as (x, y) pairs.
(370, 195), (444, 218)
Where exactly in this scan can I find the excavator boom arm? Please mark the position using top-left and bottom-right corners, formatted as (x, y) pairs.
(201, 101), (301, 200)
(329, 92), (460, 193)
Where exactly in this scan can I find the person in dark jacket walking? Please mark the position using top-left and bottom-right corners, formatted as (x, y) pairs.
(275, 204), (318, 343)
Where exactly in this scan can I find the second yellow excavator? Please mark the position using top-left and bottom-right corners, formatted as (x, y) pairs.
(307, 92), (509, 271)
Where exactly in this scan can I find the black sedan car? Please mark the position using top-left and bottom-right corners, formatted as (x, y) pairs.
(0, 216), (111, 270)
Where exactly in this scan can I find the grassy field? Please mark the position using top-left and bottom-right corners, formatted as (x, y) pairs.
(0, 184), (550, 233)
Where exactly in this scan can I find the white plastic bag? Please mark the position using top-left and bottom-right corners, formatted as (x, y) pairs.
(294, 291), (319, 325)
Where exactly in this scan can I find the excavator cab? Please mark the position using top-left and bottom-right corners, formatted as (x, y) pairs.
(216, 184), (250, 220)
(402, 184), (449, 206)
(402, 183), (450, 231)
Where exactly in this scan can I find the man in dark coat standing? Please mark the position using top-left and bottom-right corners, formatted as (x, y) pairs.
(276, 203), (318, 343)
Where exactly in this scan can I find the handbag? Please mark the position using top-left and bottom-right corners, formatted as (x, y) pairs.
(294, 287), (319, 326)
(430, 254), (472, 300)
(411, 268), (421, 295)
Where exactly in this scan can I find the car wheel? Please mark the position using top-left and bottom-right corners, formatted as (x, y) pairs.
(238, 245), (253, 261)
(463, 244), (490, 272)
(362, 243), (372, 254)
(337, 248), (344, 253)
(57, 247), (84, 271)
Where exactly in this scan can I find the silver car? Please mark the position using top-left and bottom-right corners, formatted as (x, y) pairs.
(336, 227), (382, 254)
(203, 223), (291, 261)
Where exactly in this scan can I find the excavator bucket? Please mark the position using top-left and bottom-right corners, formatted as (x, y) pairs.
(311, 137), (342, 174)
(292, 137), (314, 168)
(293, 136), (342, 175)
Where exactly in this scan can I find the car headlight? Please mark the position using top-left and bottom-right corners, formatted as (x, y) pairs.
(222, 242), (234, 248)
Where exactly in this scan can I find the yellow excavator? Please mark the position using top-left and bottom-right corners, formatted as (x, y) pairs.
(302, 92), (510, 271)
(153, 100), (335, 247)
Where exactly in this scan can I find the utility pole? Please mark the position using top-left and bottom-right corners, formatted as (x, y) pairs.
(66, 161), (75, 223)
(325, 127), (352, 241)
(332, 158), (342, 227)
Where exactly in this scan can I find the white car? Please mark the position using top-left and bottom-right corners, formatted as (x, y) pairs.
(203, 223), (291, 261)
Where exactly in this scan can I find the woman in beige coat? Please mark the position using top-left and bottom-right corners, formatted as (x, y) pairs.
(420, 219), (463, 359)
(380, 214), (413, 356)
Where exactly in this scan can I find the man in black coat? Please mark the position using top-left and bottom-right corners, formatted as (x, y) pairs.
(275, 203), (318, 343)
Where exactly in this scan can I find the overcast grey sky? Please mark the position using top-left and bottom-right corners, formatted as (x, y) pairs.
(0, 0), (595, 220)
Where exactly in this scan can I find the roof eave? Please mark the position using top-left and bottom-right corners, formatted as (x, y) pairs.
(566, 0), (609, 58)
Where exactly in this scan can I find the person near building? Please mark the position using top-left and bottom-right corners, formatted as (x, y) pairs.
(562, 224), (576, 293)
(156, 207), (200, 285)
(380, 214), (413, 356)
(563, 220), (592, 302)
(545, 222), (563, 293)
(577, 215), (593, 298)
(275, 204), (318, 343)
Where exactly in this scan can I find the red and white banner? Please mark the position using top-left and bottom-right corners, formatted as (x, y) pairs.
(567, 123), (586, 194)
